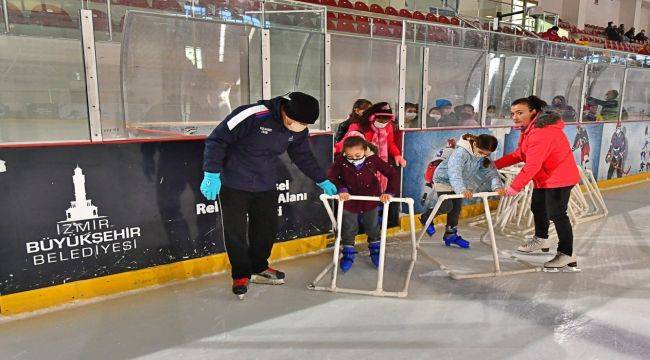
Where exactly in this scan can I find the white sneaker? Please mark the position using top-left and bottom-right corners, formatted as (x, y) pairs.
(517, 236), (550, 253)
(543, 252), (580, 272)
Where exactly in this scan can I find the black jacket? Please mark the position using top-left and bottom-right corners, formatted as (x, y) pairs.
(334, 117), (352, 143)
(203, 96), (326, 192)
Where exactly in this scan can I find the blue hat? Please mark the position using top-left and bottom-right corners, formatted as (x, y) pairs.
(435, 99), (452, 108)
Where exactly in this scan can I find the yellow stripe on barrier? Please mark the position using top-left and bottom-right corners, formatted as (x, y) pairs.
(2, 172), (650, 316)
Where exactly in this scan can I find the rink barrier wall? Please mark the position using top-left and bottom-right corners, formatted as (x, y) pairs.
(1, 169), (648, 316)
(4, 121), (650, 316)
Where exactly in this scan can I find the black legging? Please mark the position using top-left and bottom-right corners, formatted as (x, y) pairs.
(531, 186), (574, 256)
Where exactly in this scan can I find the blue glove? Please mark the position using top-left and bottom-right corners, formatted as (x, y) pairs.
(200, 172), (221, 200)
(317, 180), (337, 196)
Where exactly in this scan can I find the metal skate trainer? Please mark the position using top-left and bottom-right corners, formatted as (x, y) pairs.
(418, 192), (540, 280)
(308, 194), (418, 298)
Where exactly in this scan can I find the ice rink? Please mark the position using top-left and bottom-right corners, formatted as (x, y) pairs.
(2, 182), (650, 360)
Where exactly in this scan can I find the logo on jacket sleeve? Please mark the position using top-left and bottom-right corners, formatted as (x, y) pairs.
(260, 126), (273, 134)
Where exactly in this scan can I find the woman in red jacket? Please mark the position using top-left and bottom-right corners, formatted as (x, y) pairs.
(495, 96), (580, 272)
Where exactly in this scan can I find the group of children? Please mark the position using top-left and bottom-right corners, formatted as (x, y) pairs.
(328, 102), (504, 272)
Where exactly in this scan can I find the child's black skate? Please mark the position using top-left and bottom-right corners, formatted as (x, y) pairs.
(232, 278), (249, 299)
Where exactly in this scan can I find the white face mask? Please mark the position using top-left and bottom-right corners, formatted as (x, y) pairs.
(285, 120), (308, 133)
(373, 121), (388, 129)
(347, 156), (366, 166)
(405, 112), (417, 120)
(429, 114), (441, 121)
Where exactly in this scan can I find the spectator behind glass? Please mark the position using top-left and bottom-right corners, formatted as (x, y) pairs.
(335, 99), (372, 143)
(550, 95), (577, 122)
(427, 107), (442, 128)
(625, 27), (636, 42)
(636, 29), (647, 42)
(582, 104), (603, 122)
(541, 26), (561, 42)
(435, 99), (457, 127)
(605, 22), (622, 41)
(586, 90), (620, 121)
(454, 104), (479, 127)
(486, 105), (497, 126)
(618, 24), (625, 35)
(404, 102), (420, 128)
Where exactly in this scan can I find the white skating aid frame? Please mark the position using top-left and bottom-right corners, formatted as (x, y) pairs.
(417, 192), (540, 280)
(308, 194), (417, 298)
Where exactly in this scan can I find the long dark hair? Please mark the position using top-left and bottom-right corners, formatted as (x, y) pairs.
(349, 99), (372, 124)
(512, 95), (547, 113)
(462, 133), (498, 167)
(358, 102), (392, 132)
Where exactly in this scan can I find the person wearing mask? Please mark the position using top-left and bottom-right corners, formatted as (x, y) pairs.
(419, 134), (505, 248)
(454, 104), (479, 127)
(404, 102), (420, 128)
(201, 92), (338, 298)
(495, 96), (580, 272)
(435, 99), (457, 127)
(427, 107), (442, 128)
(635, 29), (647, 42)
(335, 102), (407, 190)
(624, 27), (636, 42)
(550, 95), (577, 122)
(586, 90), (620, 121)
(335, 99), (371, 143)
(327, 137), (399, 271)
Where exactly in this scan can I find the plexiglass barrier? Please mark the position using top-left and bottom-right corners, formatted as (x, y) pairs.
(269, 28), (325, 130)
(486, 54), (536, 126)
(3, 3), (650, 145)
(622, 68), (650, 122)
(539, 58), (584, 123)
(329, 34), (400, 130)
(0, 33), (90, 143)
(121, 12), (256, 137)
(424, 47), (484, 128)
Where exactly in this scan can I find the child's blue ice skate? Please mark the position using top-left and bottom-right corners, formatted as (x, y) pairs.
(419, 209), (436, 236)
(339, 246), (356, 272)
(368, 241), (381, 268)
(443, 227), (470, 249)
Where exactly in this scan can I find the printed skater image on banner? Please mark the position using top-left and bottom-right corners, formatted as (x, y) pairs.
(598, 122), (630, 180)
(562, 123), (604, 178)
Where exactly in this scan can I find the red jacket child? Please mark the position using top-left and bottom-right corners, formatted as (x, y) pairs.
(495, 112), (580, 192)
(328, 154), (399, 213)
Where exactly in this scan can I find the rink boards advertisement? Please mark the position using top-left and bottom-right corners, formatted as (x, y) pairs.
(0, 135), (333, 295)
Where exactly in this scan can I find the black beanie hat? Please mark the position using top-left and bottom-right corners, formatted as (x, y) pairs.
(283, 92), (320, 124)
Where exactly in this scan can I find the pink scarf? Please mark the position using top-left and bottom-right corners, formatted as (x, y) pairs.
(371, 123), (389, 191)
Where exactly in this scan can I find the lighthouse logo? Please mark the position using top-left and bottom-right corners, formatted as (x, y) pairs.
(25, 166), (143, 266)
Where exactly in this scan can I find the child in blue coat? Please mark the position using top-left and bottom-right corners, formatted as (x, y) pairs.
(420, 134), (505, 248)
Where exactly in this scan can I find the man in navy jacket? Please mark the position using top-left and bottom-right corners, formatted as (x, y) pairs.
(201, 92), (337, 297)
